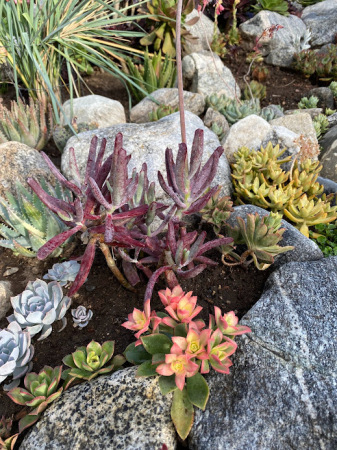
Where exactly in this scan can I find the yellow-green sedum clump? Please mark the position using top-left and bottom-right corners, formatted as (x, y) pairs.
(231, 142), (337, 237)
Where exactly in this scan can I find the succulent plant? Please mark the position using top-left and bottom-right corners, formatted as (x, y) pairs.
(293, 45), (337, 81)
(284, 194), (337, 237)
(148, 104), (178, 122)
(310, 220), (337, 257)
(252, 65), (269, 83)
(62, 340), (125, 389)
(122, 50), (177, 103)
(260, 106), (279, 122)
(253, 0), (289, 15)
(232, 142), (337, 236)
(7, 279), (72, 341)
(298, 96), (319, 109)
(139, 0), (195, 56)
(296, 0), (324, 6)
(0, 179), (72, 258)
(206, 94), (232, 113)
(71, 306), (93, 328)
(0, 416), (12, 440)
(7, 366), (63, 432)
(0, 321), (34, 390)
(210, 122), (227, 141)
(313, 113), (330, 139)
(0, 96), (53, 150)
(43, 260), (81, 286)
(243, 80), (267, 101)
(330, 81), (337, 100)
(224, 98), (261, 125)
(52, 117), (99, 153)
(0, 433), (18, 450)
(223, 212), (294, 270)
(201, 188), (234, 234)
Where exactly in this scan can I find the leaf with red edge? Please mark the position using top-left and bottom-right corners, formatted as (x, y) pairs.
(191, 147), (223, 198)
(94, 138), (107, 175)
(177, 264), (207, 279)
(37, 224), (83, 260)
(165, 147), (179, 193)
(18, 414), (40, 433)
(68, 238), (98, 296)
(89, 177), (111, 210)
(158, 172), (186, 209)
(104, 214), (114, 243)
(186, 186), (219, 215)
(198, 236), (233, 255)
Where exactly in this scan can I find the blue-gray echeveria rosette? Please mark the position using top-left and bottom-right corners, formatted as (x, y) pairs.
(43, 260), (80, 286)
(0, 321), (34, 390)
(71, 305), (93, 328)
(7, 279), (71, 341)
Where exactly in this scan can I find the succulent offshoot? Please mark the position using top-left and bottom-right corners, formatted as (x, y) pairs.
(71, 306), (93, 328)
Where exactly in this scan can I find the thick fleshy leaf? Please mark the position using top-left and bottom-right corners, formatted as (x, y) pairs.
(159, 375), (177, 395)
(101, 341), (115, 360)
(18, 414), (40, 433)
(62, 354), (76, 369)
(7, 388), (34, 405)
(72, 350), (86, 369)
(124, 342), (152, 365)
(186, 373), (209, 410)
(171, 388), (194, 440)
(68, 238), (97, 297)
(37, 225), (82, 260)
(141, 334), (172, 355)
(136, 360), (159, 377)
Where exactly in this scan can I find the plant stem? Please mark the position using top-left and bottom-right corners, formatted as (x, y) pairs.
(176, 0), (186, 144)
(99, 242), (136, 292)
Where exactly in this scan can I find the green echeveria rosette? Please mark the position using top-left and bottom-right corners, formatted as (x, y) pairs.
(7, 366), (63, 433)
(62, 340), (125, 389)
(7, 279), (71, 341)
(0, 321), (34, 391)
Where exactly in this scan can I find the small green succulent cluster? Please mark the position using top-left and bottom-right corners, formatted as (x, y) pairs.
(253, 0), (289, 15)
(201, 187), (293, 269)
(243, 80), (267, 101)
(231, 142), (337, 237)
(310, 220), (337, 256)
(298, 96), (319, 109)
(223, 212), (294, 270)
(206, 94), (261, 126)
(7, 366), (64, 433)
(293, 45), (337, 81)
(148, 104), (178, 122)
(0, 97), (53, 150)
(297, 0), (324, 5)
(0, 179), (72, 257)
(122, 50), (177, 104)
(62, 340), (125, 389)
(53, 118), (98, 153)
(313, 113), (329, 139)
(330, 81), (337, 103)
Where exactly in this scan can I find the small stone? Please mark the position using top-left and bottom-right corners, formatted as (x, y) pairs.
(3, 267), (19, 277)
(0, 281), (13, 320)
(85, 285), (96, 292)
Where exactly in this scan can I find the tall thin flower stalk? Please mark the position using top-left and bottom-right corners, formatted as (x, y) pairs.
(176, 0), (187, 144)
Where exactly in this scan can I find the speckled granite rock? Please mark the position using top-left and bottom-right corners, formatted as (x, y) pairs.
(61, 111), (233, 201)
(226, 205), (323, 268)
(0, 142), (56, 197)
(189, 257), (337, 449)
(184, 9), (217, 54)
(130, 88), (205, 123)
(20, 367), (176, 450)
(319, 124), (337, 182)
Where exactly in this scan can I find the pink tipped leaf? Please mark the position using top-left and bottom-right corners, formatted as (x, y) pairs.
(189, 129), (204, 178)
(37, 224), (82, 260)
(158, 171), (186, 208)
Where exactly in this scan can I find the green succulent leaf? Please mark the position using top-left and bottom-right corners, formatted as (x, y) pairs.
(159, 375), (177, 395)
(124, 342), (152, 365)
(186, 373), (209, 410)
(171, 387), (194, 441)
(141, 334), (172, 355)
(136, 360), (159, 377)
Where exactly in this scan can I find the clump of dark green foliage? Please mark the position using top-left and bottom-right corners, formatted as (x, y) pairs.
(310, 221), (337, 257)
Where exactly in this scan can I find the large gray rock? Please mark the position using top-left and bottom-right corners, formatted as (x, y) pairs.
(20, 367), (176, 450)
(302, 0), (337, 47)
(319, 124), (337, 182)
(0, 142), (56, 197)
(285, 107), (323, 119)
(61, 95), (126, 128)
(130, 88), (205, 123)
(0, 281), (12, 320)
(62, 111), (233, 201)
(189, 257), (337, 449)
(226, 205), (323, 268)
(184, 9), (217, 54)
(270, 111), (318, 145)
(221, 115), (271, 163)
(327, 112), (337, 128)
(182, 52), (240, 99)
(308, 87), (335, 110)
(240, 11), (307, 68)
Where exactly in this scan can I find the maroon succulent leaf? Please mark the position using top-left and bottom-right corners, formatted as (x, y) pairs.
(177, 264), (207, 279)
(84, 136), (98, 186)
(189, 128), (203, 178)
(37, 224), (83, 260)
(68, 238), (98, 296)
(40, 152), (82, 196)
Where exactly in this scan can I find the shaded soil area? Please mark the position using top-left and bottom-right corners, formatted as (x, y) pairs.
(0, 243), (272, 428)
